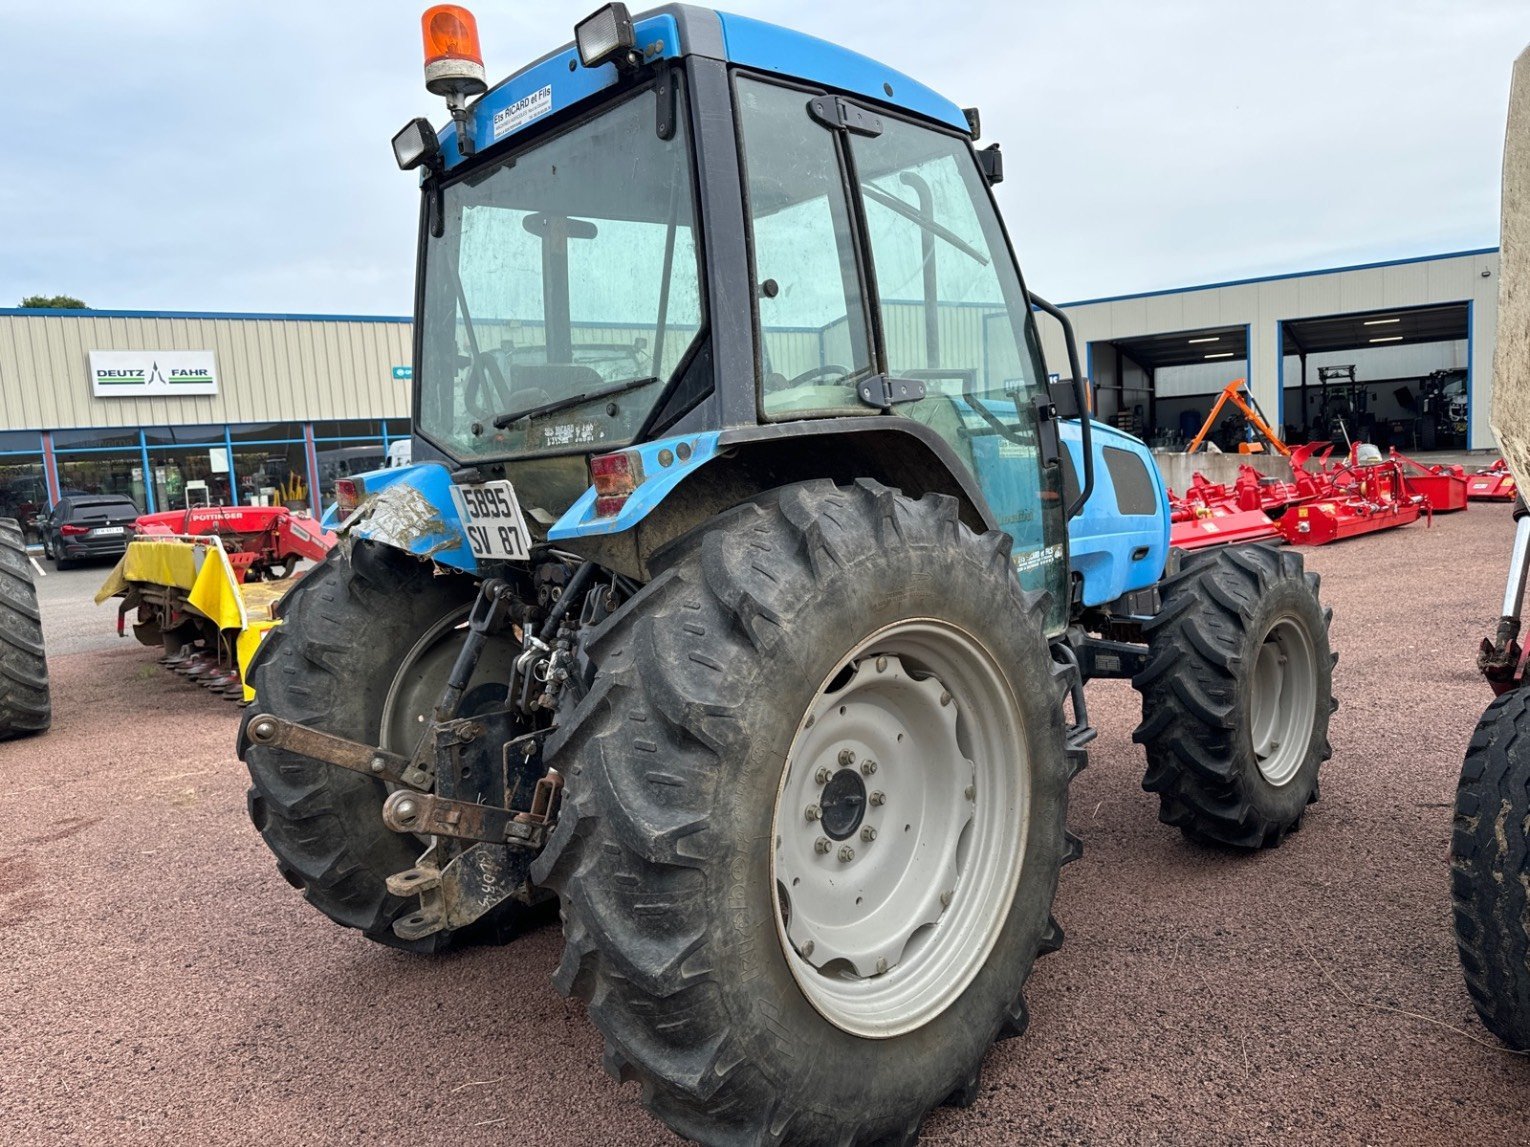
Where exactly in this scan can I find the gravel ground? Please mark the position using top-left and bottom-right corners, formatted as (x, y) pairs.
(3, 505), (1529, 1146)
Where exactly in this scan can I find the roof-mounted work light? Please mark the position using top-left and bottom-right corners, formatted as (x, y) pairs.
(421, 5), (487, 157)
(392, 116), (442, 172)
(575, 3), (639, 72)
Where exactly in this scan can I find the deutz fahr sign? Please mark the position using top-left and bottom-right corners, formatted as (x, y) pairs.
(89, 350), (218, 398)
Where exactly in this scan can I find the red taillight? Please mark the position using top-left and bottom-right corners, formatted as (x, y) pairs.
(60, 523), (89, 536)
(335, 479), (359, 514)
(589, 450), (643, 518)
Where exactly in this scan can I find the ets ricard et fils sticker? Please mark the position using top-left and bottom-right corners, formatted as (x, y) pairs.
(492, 86), (553, 141)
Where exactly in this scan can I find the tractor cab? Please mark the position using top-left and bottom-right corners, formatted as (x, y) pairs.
(369, 3), (1101, 628)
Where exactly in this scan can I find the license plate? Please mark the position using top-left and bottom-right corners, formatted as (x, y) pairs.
(449, 480), (531, 561)
(93, 526), (126, 536)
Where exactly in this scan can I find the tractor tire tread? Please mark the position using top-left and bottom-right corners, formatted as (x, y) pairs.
(533, 479), (1072, 1145)
(1132, 543), (1333, 849)
(0, 517), (49, 739)
(1451, 689), (1530, 1048)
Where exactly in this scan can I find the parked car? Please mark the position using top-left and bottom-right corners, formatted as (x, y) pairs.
(40, 493), (140, 569)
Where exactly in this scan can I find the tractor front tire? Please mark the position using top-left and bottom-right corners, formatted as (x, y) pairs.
(534, 480), (1076, 1145)
(240, 541), (527, 952)
(1451, 689), (1530, 1048)
(1133, 544), (1335, 848)
(0, 518), (49, 740)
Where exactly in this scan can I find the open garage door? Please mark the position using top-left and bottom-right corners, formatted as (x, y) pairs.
(1088, 325), (1249, 449)
(1280, 303), (1470, 450)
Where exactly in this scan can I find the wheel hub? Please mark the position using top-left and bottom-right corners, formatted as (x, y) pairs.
(819, 767), (867, 840)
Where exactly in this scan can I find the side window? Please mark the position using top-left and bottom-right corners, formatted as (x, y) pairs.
(849, 117), (1067, 617)
(735, 78), (874, 417)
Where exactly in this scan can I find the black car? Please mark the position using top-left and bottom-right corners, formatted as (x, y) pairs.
(41, 493), (140, 569)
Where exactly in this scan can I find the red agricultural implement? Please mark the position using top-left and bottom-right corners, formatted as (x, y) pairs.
(1167, 472), (1282, 551)
(133, 504), (334, 581)
(95, 506), (337, 701)
(1276, 443), (1431, 546)
(1469, 458), (1520, 502)
(1388, 449), (1469, 512)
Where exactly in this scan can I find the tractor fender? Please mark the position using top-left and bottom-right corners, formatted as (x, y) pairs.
(340, 461), (478, 574)
(548, 419), (1000, 580)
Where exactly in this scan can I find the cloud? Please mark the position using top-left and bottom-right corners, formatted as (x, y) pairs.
(0, 0), (1519, 314)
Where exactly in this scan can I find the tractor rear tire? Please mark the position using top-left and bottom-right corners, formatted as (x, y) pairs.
(0, 518), (50, 740)
(1133, 544), (1335, 848)
(239, 541), (528, 953)
(1451, 689), (1530, 1048)
(533, 480), (1075, 1145)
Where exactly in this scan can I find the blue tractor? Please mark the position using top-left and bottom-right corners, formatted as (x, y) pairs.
(240, 6), (1336, 1141)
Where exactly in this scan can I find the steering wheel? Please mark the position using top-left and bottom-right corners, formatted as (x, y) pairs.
(783, 364), (851, 388)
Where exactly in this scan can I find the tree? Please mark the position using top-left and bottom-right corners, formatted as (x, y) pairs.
(20, 295), (86, 309)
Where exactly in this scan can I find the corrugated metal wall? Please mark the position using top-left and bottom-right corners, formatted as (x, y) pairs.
(0, 311), (413, 431)
(1036, 250), (1501, 449)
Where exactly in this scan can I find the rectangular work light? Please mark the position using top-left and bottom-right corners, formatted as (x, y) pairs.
(392, 117), (443, 171)
(575, 3), (638, 70)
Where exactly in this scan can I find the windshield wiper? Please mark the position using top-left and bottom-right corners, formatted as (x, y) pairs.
(492, 376), (660, 429)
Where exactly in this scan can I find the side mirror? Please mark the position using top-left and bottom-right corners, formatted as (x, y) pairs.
(1049, 378), (1083, 419)
(977, 143), (1003, 185)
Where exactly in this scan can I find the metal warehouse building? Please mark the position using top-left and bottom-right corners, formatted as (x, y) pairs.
(0, 245), (1500, 533)
(1040, 247), (1499, 455)
(0, 308), (412, 531)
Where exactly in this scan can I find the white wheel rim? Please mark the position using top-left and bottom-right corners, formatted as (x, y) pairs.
(770, 619), (1030, 1039)
(1250, 615), (1318, 787)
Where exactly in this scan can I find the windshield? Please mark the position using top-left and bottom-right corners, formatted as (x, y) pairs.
(418, 80), (704, 461)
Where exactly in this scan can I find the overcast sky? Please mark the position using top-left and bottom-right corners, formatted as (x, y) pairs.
(0, 1), (1521, 315)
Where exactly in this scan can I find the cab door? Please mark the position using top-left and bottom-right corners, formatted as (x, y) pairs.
(844, 111), (1069, 629)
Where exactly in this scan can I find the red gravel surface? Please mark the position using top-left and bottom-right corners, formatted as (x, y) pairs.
(4, 504), (1529, 1145)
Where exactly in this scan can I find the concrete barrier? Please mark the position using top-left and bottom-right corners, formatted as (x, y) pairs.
(1151, 451), (1289, 492)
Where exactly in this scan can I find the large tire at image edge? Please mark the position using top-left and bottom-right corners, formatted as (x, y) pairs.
(532, 480), (1077, 1145)
(0, 517), (50, 740)
(1451, 689), (1530, 1049)
(239, 541), (529, 952)
(1133, 544), (1335, 849)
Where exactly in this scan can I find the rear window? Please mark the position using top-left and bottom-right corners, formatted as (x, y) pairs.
(66, 499), (137, 514)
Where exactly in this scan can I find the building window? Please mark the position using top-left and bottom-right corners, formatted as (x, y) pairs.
(234, 443), (310, 508)
(229, 422), (304, 444)
(312, 419), (387, 440)
(51, 428), (141, 451)
(54, 452), (146, 511)
(143, 425), (226, 447)
(146, 445), (234, 509)
(0, 457), (48, 541)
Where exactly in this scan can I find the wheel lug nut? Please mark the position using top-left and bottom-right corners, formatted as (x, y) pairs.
(860, 826), (877, 842)
(805, 804), (821, 822)
(964, 784), (975, 801)
(815, 837), (832, 854)
(838, 845), (855, 863)
(861, 760), (877, 776)
(802, 940), (814, 957)
(815, 767), (833, 785)
(870, 791), (886, 806)
(838, 749), (856, 767)
(875, 957), (888, 974)
(940, 691), (952, 707)
(875, 656), (888, 672)
(940, 889), (953, 907)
